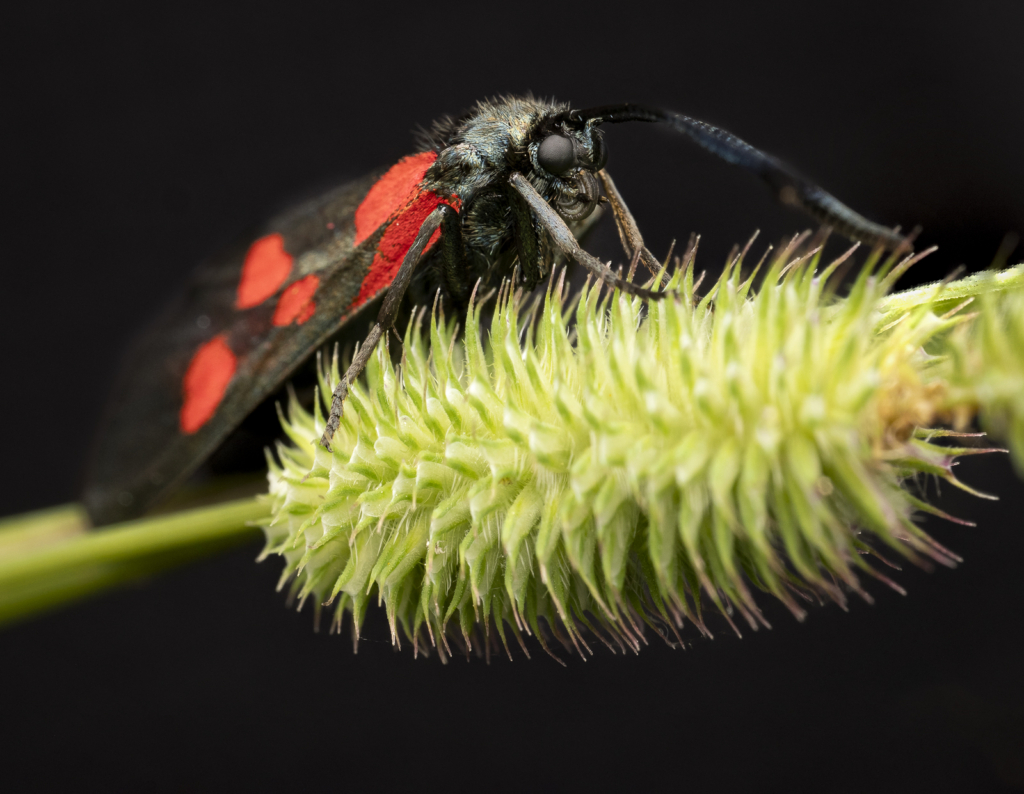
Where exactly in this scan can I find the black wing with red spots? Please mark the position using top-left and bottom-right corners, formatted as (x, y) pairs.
(82, 173), (383, 526)
(84, 149), (458, 527)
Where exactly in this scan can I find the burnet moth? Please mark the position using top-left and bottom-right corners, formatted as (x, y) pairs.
(82, 96), (906, 526)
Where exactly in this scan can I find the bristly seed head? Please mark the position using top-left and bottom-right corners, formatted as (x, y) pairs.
(259, 236), (1024, 663)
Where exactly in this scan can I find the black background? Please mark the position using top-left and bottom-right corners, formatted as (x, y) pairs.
(3, 2), (1024, 792)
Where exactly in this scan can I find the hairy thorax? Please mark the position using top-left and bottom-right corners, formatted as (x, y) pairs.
(421, 96), (571, 285)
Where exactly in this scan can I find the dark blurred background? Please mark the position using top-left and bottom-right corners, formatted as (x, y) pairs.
(2, 2), (1023, 791)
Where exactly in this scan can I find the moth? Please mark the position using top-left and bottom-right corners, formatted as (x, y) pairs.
(83, 96), (905, 525)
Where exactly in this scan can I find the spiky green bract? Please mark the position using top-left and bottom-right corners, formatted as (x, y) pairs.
(945, 280), (1024, 475)
(260, 240), (1024, 662)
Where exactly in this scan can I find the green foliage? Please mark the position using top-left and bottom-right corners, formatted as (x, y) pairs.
(261, 239), (1024, 662)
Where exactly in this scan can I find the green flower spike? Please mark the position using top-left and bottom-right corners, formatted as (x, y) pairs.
(260, 236), (1024, 663)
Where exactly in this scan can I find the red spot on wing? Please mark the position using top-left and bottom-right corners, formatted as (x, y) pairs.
(236, 233), (293, 309)
(354, 151), (438, 245)
(272, 274), (320, 326)
(180, 334), (237, 434)
(351, 191), (451, 309)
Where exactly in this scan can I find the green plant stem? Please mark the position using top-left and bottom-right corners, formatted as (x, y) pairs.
(0, 503), (89, 556)
(2, 262), (1022, 632)
(0, 497), (267, 626)
(878, 263), (1024, 318)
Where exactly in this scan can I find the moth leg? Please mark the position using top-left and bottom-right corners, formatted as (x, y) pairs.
(507, 172), (664, 301)
(549, 205), (604, 275)
(438, 203), (471, 304)
(505, 182), (545, 289)
(596, 169), (662, 279)
(320, 204), (449, 450)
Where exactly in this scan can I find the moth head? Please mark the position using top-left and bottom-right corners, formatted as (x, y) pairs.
(533, 118), (608, 176)
(530, 118), (607, 221)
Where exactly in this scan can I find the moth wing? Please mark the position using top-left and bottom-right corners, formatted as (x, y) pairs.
(83, 171), (385, 526)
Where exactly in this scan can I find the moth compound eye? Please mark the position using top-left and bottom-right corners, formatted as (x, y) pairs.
(538, 134), (577, 176)
(590, 132), (608, 171)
